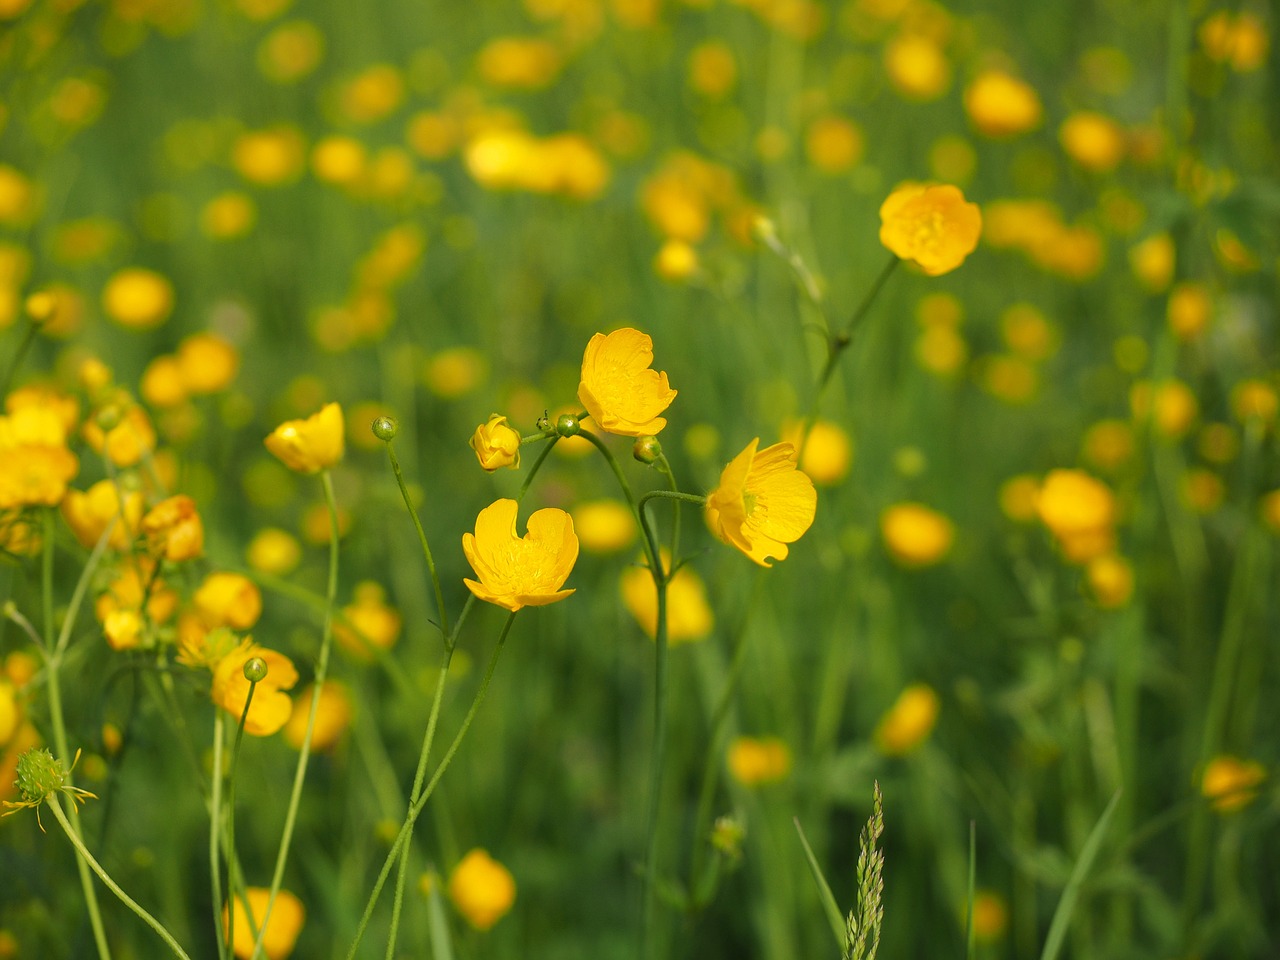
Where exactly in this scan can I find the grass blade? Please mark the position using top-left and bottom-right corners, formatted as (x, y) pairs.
(793, 817), (846, 948)
(1040, 789), (1122, 960)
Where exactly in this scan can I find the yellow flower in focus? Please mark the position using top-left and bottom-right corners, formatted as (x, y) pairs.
(875, 683), (939, 755)
(884, 34), (951, 101)
(246, 528), (302, 575)
(177, 333), (240, 393)
(195, 572), (263, 630)
(211, 640), (298, 736)
(334, 582), (402, 659)
(1058, 111), (1125, 173)
(879, 183), (982, 276)
(577, 327), (677, 437)
(705, 438), (817, 567)
(780, 419), (853, 486)
(1086, 554), (1133, 608)
(449, 849), (516, 930)
(141, 495), (205, 562)
(462, 499), (578, 612)
(265, 402), (344, 473)
(880, 502), (953, 567)
(727, 736), (791, 786)
(620, 552), (713, 644)
(469, 414), (522, 472)
(571, 499), (637, 553)
(223, 887), (305, 959)
(1036, 469), (1115, 564)
(964, 70), (1042, 137)
(233, 126), (306, 186)
(1201, 755), (1265, 813)
(283, 680), (353, 751)
(1166, 282), (1212, 339)
(101, 268), (174, 329)
(61, 479), (143, 550)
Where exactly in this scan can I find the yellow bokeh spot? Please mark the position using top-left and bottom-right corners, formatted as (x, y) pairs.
(101, 268), (174, 329)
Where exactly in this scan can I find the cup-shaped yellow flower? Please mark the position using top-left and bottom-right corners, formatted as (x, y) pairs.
(264, 402), (344, 473)
(469, 413), (521, 472)
(462, 499), (578, 611)
(577, 327), (677, 436)
(879, 183), (982, 276)
(705, 439), (816, 567)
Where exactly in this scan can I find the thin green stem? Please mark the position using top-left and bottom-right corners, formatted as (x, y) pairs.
(0, 315), (42, 397)
(345, 610), (517, 960)
(224, 677), (260, 960)
(209, 714), (227, 959)
(517, 435), (560, 504)
(383, 438), (450, 644)
(638, 494), (670, 960)
(655, 453), (681, 560)
(48, 797), (193, 960)
(248, 470), (341, 960)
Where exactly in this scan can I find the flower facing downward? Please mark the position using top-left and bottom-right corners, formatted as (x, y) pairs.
(462, 499), (578, 611)
(879, 183), (982, 276)
(264, 402), (344, 473)
(577, 327), (677, 436)
(469, 414), (521, 472)
(706, 439), (816, 567)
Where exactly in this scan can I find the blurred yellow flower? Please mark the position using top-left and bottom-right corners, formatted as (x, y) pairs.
(727, 736), (791, 786)
(571, 499), (637, 553)
(61, 479), (143, 550)
(879, 183), (982, 276)
(265, 402), (345, 473)
(653, 239), (699, 281)
(0, 166), (37, 226)
(334, 582), (402, 659)
(1129, 233), (1175, 292)
(283, 680), (353, 751)
(469, 414), (522, 472)
(1231, 379), (1278, 425)
(211, 640), (298, 737)
(971, 890), (1008, 943)
(884, 34), (951, 101)
(687, 41), (737, 97)
(178, 333), (240, 393)
(1059, 111), (1125, 173)
(1036, 469), (1115, 564)
(140, 355), (187, 408)
(462, 499), (578, 612)
(875, 683), (939, 754)
(233, 126), (306, 186)
(1131, 380), (1197, 439)
(1086, 553), (1133, 608)
(82, 401), (156, 468)
(804, 115), (863, 174)
(247, 527), (302, 575)
(998, 474), (1040, 522)
(705, 438), (817, 567)
(880, 502), (953, 567)
(1082, 419), (1135, 473)
(194, 572), (263, 630)
(223, 887), (305, 959)
(781, 419), (853, 486)
(578, 327), (677, 436)
(1166, 282), (1212, 339)
(423, 347), (487, 398)
(1000, 303), (1058, 361)
(1201, 755), (1265, 813)
(477, 37), (562, 88)
(101, 268), (173, 329)
(257, 20), (325, 84)
(449, 848), (516, 930)
(200, 191), (256, 239)
(964, 70), (1042, 137)
(141, 495), (204, 562)
(339, 64), (404, 123)
(1199, 11), (1268, 72)
(620, 551), (713, 644)
(311, 135), (367, 186)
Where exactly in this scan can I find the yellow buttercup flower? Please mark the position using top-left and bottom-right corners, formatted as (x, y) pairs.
(875, 683), (939, 755)
(727, 736), (791, 786)
(141, 495), (204, 562)
(223, 887), (305, 959)
(570, 499), (637, 553)
(577, 327), (677, 437)
(334, 581), (402, 659)
(963, 70), (1042, 137)
(1035, 469), (1115, 563)
(449, 848), (516, 930)
(879, 183), (982, 276)
(705, 438), (817, 567)
(1201, 755), (1265, 813)
(194, 572), (263, 630)
(880, 502), (954, 567)
(620, 550), (713, 644)
(177, 333), (240, 393)
(469, 414), (522, 472)
(61, 479), (143, 550)
(462, 499), (578, 612)
(283, 680), (354, 751)
(265, 402), (345, 473)
(100, 267), (173, 329)
(211, 640), (298, 737)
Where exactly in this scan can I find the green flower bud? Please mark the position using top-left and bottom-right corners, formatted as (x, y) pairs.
(14, 748), (66, 804)
(633, 435), (662, 464)
(555, 414), (582, 438)
(371, 416), (398, 442)
(96, 404), (123, 432)
(243, 656), (269, 683)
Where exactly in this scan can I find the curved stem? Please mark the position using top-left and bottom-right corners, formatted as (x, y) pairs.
(49, 797), (193, 960)
(248, 471), (340, 960)
(345, 610), (516, 960)
(383, 439), (450, 644)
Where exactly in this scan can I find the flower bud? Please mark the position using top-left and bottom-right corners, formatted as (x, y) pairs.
(555, 413), (582, 437)
(469, 414), (521, 472)
(371, 416), (398, 442)
(243, 656), (269, 683)
(633, 435), (662, 464)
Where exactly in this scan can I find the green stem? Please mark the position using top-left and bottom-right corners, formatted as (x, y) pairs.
(345, 610), (516, 960)
(248, 471), (341, 960)
(383, 438), (450, 643)
(517, 435), (560, 504)
(638, 493), (670, 960)
(0, 315), (42, 397)
(209, 714), (227, 959)
(48, 797), (193, 960)
(224, 678), (260, 960)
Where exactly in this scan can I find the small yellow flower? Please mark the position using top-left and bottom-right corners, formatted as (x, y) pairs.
(1086, 554), (1134, 608)
(1059, 111), (1126, 173)
(880, 502), (954, 567)
(194, 572), (263, 630)
(1167, 282), (1212, 339)
(469, 414), (522, 472)
(879, 183), (982, 276)
(101, 268), (174, 329)
(963, 70), (1042, 137)
(223, 887), (305, 959)
(875, 683), (939, 755)
(246, 527), (302, 575)
(265, 402), (345, 473)
(727, 736), (792, 786)
(705, 438), (817, 567)
(885, 34), (951, 101)
(570, 499), (637, 553)
(577, 327), (678, 437)
(283, 680), (354, 751)
(1035, 469), (1115, 564)
(141, 495), (205, 562)
(462, 499), (578, 612)
(1201, 755), (1265, 813)
(211, 640), (298, 737)
(448, 848), (516, 930)
(177, 333), (240, 393)
(334, 582), (402, 659)
(620, 551), (713, 644)
(781, 418), (854, 486)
